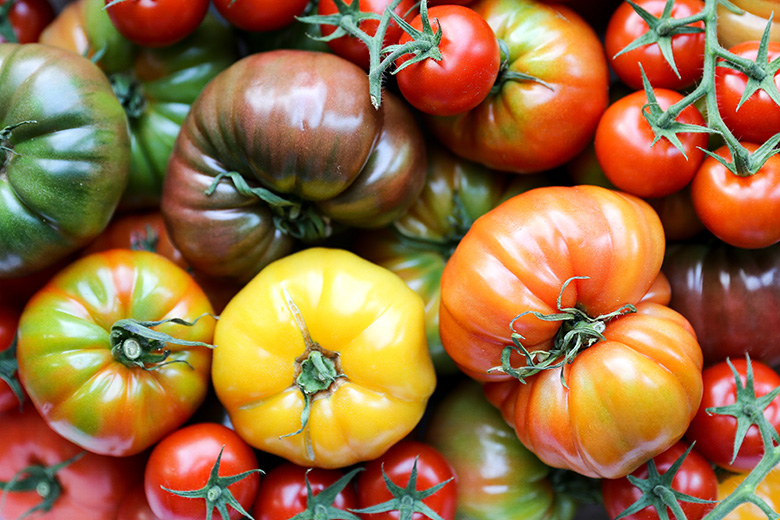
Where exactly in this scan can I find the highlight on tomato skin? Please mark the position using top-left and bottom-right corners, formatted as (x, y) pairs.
(103, 0), (209, 47)
(0, 0), (56, 43)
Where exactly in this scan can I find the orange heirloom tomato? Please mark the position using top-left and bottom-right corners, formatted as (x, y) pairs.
(439, 185), (704, 479)
(16, 249), (216, 457)
(211, 247), (436, 469)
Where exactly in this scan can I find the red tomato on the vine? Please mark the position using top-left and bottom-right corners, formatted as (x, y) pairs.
(355, 440), (458, 520)
(605, 0), (705, 90)
(716, 40), (780, 144)
(144, 423), (261, 520)
(212, 0), (309, 32)
(594, 88), (708, 198)
(685, 358), (780, 473)
(0, 0), (55, 43)
(104, 0), (209, 47)
(395, 5), (500, 116)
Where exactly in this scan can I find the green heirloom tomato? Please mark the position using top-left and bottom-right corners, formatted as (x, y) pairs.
(425, 380), (577, 520)
(162, 50), (427, 284)
(0, 43), (130, 278)
(40, 0), (237, 209)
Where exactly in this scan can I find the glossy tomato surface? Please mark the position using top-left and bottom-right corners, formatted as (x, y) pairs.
(213, 0), (309, 32)
(0, 0), (55, 43)
(104, 0), (209, 47)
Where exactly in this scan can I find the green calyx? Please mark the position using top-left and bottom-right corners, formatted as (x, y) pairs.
(0, 120), (37, 175)
(289, 468), (363, 520)
(162, 445), (264, 520)
(350, 457), (454, 520)
(109, 73), (147, 119)
(109, 314), (217, 370)
(205, 171), (333, 242)
(0, 452), (84, 520)
(490, 39), (554, 96)
(0, 0), (17, 43)
(489, 276), (636, 387)
(0, 335), (24, 411)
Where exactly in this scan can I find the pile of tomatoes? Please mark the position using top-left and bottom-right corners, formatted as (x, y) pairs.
(2, 0), (780, 519)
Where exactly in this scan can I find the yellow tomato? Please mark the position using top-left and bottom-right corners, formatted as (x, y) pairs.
(718, 0), (780, 49)
(211, 247), (436, 469)
(718, 465), (780, 519)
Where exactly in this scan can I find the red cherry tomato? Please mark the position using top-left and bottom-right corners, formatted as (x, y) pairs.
(685, 358), (780, 473)
(0, 0), (55, 43)
(144, 423), (261, 520)
(104, 0), (209, 47)
(605, 0), (705, 90)
(595, 88), (708, 198)
(716, 40), (780, 144)
(212, 0), (309, 32)
(395, 5), (500, 116)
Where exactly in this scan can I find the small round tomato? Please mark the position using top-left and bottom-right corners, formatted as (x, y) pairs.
(690, 143), (780, 249)
(251, 463), (359, 520)
(395, 5), (500, 116)
(594, 88), (708, 198)
(716, 40), (780, 144)
(602, 442), (718, 520)
(319, 0), (417, 70)
(605, 0), (705, 90)
(212, 0), (309, 32)
(104, 0), (209, 47)
(144, 423), (261, 520)
(0, 0), (55, 43)
(355, 440), (457, 520)
(684, 358), (780, 473)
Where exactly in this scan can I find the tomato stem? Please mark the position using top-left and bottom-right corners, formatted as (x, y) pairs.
(0, 120), (37, 174)
(109, 73), (146, 119)
(0, 335), (24, 410)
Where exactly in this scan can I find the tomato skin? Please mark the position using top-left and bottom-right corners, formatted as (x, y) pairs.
(0, 406), (143, 520)
(144, 423), (260, 520)
(319, 0), (416, 70)
(104, 0), (209, 47)
(684, 358), (780, 472)
(0, 0), (55, 43)
(717, 0), (780, 49)
(213, 0), (309, 32)
(424, 0), (609, 173)
(395, 5), (500, 116)
(0, 304), (21, 412)
(356, 440), (458, 520)
(595, 88), (708, 198)
(605, 0), (705, 90)
(251, 463), (358, 520)
(717, 464), (780, 520)
(601, 442), (718, 520)
(691, 143), (780, 249)
(118, 484), (162, 520)
(16, 249), (215, 457)
(716, 40), (780, 144)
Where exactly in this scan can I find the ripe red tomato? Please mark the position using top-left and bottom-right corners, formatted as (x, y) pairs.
(144, 423), (261, 520)
(212, 0), (309, 32)
(602, 442), (718, 520)
(319, 0), (417, 70)
(0, 304), (22, 413)
(104, 0), (209, 47)
(355, 440), (458, 520)
(605, 0), (705, 90)
(716, 40), (780, 144)
(0, 0), (55, 43)
(595, 88), (708, 198)
(684, 358), (780, 473)
(118, 484), (162, 520)
(395, 5), (500, 116)
(690, 143), (780, 249)
(251, 463), (359, 520)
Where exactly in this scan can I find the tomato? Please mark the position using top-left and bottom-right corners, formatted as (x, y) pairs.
(646, 186), (705, 242)
(104, 0), (209, 47)
(355, 440), (457, 520)
(212, 247), (436, 469)
(394, 5), (500, 117)
(0, 406), (143, 519)
(0, 43), (130, 278)
(663, 239), (780, 367)
(16, 249), (216, 457)
(118, 484), (161, 520)
(717, 463), (780, 520)
(601, 442), (717, 520)
(605, 0), (705, 90)
(144, 423), (261, 520)
(251, 463), (359, 520)
(423, 0), (609, 173)
(716, 40), (780, 144)
(0, 0), (55, 43)
(594, 88), (708, 198)
(691, 143), (780, 249)
(717, 0), (780, 49)
(0, 304), (22, 413)
(318, 0), (417, 71)
(213, 0), (309, 32)
(425, 380), (577, 520)
(162, 50), (426, 284)
(684, 358), (780, 473)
